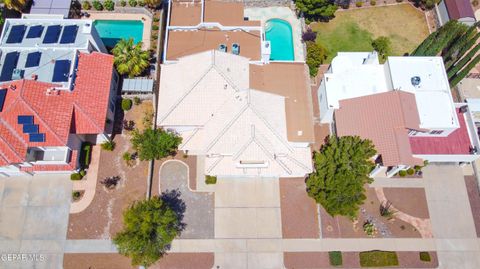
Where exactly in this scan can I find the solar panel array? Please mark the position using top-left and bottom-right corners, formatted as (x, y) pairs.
(6, 25), (27, 44)
(42, 24), (77, 44)
(60, 25), (78, 44)
(0, 52), (19, 82)
(52, 60), (71, 82)
(26, 25), (44, 38)
(17, 115), (46, 142)
(25, 52), (42, 68)
(0, 89), (6, 112)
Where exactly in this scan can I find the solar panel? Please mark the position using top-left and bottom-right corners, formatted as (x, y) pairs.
(6, 25), (26, 44)
(42, 25), (61, 44)
(26, 25), (44, 38)
(17, 115), (33, 124)
(0, 89), (6, 112)
(0, 52), (20, 82)
(23, 124), (39, 134)
(25, 52), (42, 68)
(52, 60), (71, 82)
(59, 25), (78, 44)
(29, 133), (45, 142)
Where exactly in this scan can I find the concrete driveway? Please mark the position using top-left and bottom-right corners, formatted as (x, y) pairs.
(0, 174), (72, 269)
(159, 160), (214, 239)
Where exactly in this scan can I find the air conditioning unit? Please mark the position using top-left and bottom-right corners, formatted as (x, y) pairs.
(12, 69), (24, 80)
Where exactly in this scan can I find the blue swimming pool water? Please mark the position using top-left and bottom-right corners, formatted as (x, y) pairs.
(93, 20), (144, 48)
(265, 19), (294, 61)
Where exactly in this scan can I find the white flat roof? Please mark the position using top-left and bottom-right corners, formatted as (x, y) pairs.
(324, 52), (389, 109)
(387, 57), (459, 129)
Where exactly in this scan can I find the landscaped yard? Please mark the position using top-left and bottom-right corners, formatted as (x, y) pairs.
(311, 4), (429, 62)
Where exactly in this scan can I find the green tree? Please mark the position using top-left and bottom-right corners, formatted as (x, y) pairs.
(143, 0), (161, 7)
(112, 38), (150, 78)
(450, 53), (480, 87)
(306, 136), (377, 219)
(447, 43), (480, 79)
(131, 128), (182, 161)
(371, 36), (391, 61)
(295, 0), (338, 22)
(306, 41), (327, 77)
(4, 0), (27, 11)
(412, 20), (467, 56)
(113, 195), (184, 267)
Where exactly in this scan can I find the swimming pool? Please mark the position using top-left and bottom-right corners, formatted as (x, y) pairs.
(93, 20), (144, 48)
(265, 19), (294, 61)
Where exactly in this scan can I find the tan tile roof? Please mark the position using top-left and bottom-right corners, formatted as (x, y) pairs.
(170, 1), (202, 26)
(335, 91), (423, 166)
(166, 29), (261, 61)
(250, 62), (315, 143)
(204, 1), (261, 26)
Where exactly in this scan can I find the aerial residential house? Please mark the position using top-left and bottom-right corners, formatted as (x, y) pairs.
(0, 17), (118, 177)
(318, 52), (480, 177)
(437, 0), (476, 26)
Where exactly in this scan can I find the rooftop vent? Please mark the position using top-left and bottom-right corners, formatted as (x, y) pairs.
(411, 76), (421, 86)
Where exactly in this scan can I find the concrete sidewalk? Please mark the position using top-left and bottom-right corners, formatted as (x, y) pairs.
(370, 177), (425, 188)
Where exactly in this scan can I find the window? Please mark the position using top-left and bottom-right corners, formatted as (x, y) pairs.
(429, 130), (444, 135)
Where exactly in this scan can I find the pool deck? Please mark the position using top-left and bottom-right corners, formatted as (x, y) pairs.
(245, 7), (304, 62)
(86, 13), (152, 50)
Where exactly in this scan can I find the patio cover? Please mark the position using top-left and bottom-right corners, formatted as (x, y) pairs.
(30, 0), (72, 18)
(121, 78), (154, 93)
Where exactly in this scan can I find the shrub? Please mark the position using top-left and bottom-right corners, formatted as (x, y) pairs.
(133, 96), (141, 105)
(152, 25), (159, 31)
(419, 251), (431, 262)
(473, 0), (479, 6)
(363, 221), (375, 236)
(359, 251), (399, 267)
(82, 0), (92, 10)
(104, 0), (115, 10)
(101, 176), (121, 189)
(122, 98), (133, 111)
(129, 0), (138, 7)
(398, 170), (407, 177)
(205, 175), (217, 184)
(306, 41), (328, 77)
(79, 142), (92, 169)
(152, 34), (158, 40)
(406, 168), (415, 175)
(120, 0), (127, 7)
(138, 0), (145, 6)
(92, 0), (103, 10)
(355, 1), (363, 7)
(123, 120), (135, 131)
(302, 28), (317, 42)
(72, 191), (81, 200)
(380, 201), (395, 219)
(101, 140), (116, 151)
(70, 173), (82, 180)
(370, 0), (376, 5)
(329, 251), (342, 266)
(79, 170), (86, 177)
(123, 152), (132, 162)
(153, 17), (160, 22)
(414, 165), (422, 171)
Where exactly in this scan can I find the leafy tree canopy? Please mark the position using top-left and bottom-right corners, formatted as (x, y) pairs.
(112, 38), (150, 78)
(4, 0), (27, 12)
(306, 136), (377, 219)
(113, 194), (184, 266)
(295, 0), (338, 22)
(131, 128), (182, 161)
(371, 36), (391, 61)
(306, 41), (328, 77)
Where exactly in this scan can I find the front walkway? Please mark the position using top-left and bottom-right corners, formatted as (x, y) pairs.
(70, 146), (100, 214)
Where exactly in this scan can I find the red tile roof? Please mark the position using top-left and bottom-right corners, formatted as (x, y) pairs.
(0, 52), (114, 167)
(445, 0), (475, 20)
(335, 91), (424, 166)
(409, 109), (473, 155)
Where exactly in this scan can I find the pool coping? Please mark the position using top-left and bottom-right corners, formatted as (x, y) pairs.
(84, 12), (152, 50)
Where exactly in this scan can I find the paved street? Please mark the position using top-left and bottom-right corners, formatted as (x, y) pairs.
(0, 175), (72, 269)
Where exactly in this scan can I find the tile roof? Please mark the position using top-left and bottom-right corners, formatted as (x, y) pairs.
(445, 0), (475, 20)
(0, 52), (114, 166)
(335, 91), (424, 166)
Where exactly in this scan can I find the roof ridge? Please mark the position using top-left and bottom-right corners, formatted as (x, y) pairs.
(206, 155), (224, 174)
(72, 103), (103, 133)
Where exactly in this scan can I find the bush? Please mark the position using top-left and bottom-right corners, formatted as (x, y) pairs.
(101, 140), (116, 151)
(133, 96), (141, 105)
(138, 0), (145, 6)
(153, 17), (160, 22)
(104, 0), (114, 10)
(370, 0), (376, 5)
(79, 170), (86, 177)
(92, 0), (103, 10)
(355, 1), (363, 7)
(473, 0), (479, 6)
(80, 142), (92, 169)
(363, 221), (375, 236)
(306, 41), (327, 77)
(302, 28), (317, 42)
(152, 34), (158, 40)
(359, 251), (399, 267)
(152, 25), (159, 31)
(82, 0), (91, 10)
(379, 201), (395, 219)
(419, 251), (431, 262)
(120, 0), (127, 6)
(414, 165), (422, 171)
(123, 120), (135, 131)
(72, 191), (81, 200)
(122, 98), (133, 111)
(398, 170), (407, 177)
(406, 168), (415, 175)
(70, 173), (82, 180)
(205, 175), (217, 184)
(329, 251), (342, 266)
(129, 0), (138, 7)
(101, 176), (121, 189)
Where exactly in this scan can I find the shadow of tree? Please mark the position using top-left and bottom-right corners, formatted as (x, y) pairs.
(161, 189), (187, 234)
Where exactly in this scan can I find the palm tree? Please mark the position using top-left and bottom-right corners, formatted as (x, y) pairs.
(112, 38), (150, 78)
(4, 0), (28, 12)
